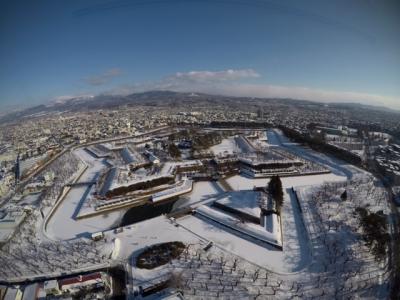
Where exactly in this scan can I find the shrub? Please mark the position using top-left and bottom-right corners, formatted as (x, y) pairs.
(136, 242), (186, 269)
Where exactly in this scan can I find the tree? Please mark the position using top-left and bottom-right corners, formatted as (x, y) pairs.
(355, 207), (389, 262)
(168, 143), (181, 158)
(267, 175), (284, 213)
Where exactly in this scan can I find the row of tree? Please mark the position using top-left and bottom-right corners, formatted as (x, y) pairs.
(267, 175), (284, 213)
(168, 129), (232, 151)
(105, 176), (174, 198)
(278, 125), (363, 166)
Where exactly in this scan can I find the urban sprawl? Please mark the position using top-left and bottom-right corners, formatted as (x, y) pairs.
(0, 91), (399, 299)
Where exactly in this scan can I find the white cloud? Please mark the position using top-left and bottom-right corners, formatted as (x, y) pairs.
(84, 68), (122, 86)
(171, 69), (260, 82)
(50, 94), (94, 105)
(52, 95), (77, 103)
(105, 69), (399, 110)
(209, 83), (397, 108)
(107, 69), (260, 94)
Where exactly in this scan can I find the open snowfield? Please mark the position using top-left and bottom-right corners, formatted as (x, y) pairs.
(46, 148), (124, 240)
(172, 180), (224, 210)
(210, 137), (240, 156)
(45, 130), (353, 241)
(1, 126), (390, 298)
(109, 129), (355, 274)
(227, 172), (346, 191)
(215, 190), (260, 218)
(108, 216), (202, 261)
(46, 185), (124, 240)
(176, 183), (312, 273)
(177, 203), (308, 274)
(213, 166), (348, 274)
(175, 134), (354, 274)
(267, 129), (367, 179)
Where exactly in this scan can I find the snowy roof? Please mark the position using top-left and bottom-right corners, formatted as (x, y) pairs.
(59, 272), (103, 290)
(44, 280), (59, 290)
(151, 179), (193, 203)
(120, 147), (135, 164)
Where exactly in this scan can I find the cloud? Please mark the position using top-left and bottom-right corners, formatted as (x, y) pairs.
(171, 69), (260, 82)
(50, 94), (94, 105)
(84, 68), (122, 86)
(105, 68), (398, 110)
(106, 69), (260, 94)
(208, 83), (397, 108)
(52, 95), (77, 102)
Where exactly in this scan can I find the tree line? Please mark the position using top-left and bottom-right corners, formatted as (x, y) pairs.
(278, 125), (363, 166)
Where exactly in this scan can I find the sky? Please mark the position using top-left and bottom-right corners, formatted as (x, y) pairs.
(0, 0), (399, 111)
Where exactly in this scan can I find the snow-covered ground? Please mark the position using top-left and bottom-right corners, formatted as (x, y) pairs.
(214, 190), (260, 218)
(210, 137), (240, 156)
(195, 167), (346, 273)
(194, 204), (282, 247)
(109, 216), (202, 261)
(177, 209), (304, 274)
(226, 172), (346, 191)
(267, 129), (367, 179)
(3, 127), (389, 299)
(172, 181), (223, 210)
(171, 138), (352, 274)
(176, 179), (314, 273)
(293, 178), (389, 298)
(124, 129), (358, 276)
(46, 186), (124, 240)
(46, 148), (124, 240)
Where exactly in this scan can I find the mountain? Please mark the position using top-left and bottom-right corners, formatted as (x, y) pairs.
(0, 91), (209, 124)
(0, 90), (398, 125)
(326, 102), (399, 113)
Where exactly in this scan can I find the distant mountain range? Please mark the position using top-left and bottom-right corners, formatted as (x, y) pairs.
(0, 90), (398, 124)
(325, 102), (398, 113)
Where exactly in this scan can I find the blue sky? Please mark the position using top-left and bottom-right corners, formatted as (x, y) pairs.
(0, 0), (399, 110)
